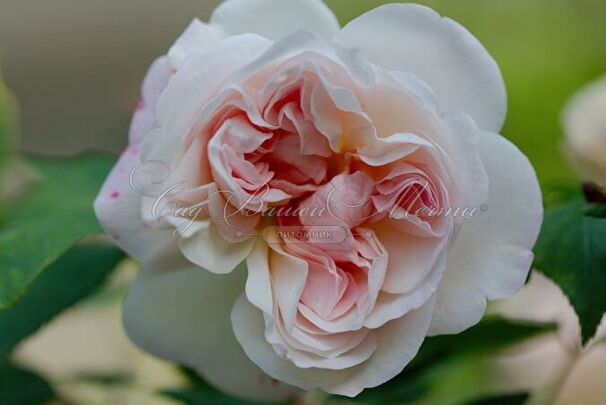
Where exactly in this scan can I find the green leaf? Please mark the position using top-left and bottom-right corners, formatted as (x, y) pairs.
(0, 154), (115, 308)
(336, 317), (553, 404)
(534, 199), (606, 343)
(0, 216), (99, 309)
(0, 243), (124, 356)
(8, 153), (115, 223)
(0, 361), (54, 405)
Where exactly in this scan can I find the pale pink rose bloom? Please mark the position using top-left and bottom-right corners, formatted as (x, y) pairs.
(94, 0), (542, 400)
(488, 271), (606, 404)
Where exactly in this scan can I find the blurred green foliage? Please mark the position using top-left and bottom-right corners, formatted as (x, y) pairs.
(0, 244), (124, 356)
(0, 154), (115, 308)
(0, 361), (54, 405)
(326, 0), (606, 190)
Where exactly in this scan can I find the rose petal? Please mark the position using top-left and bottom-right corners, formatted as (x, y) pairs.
(167, 19), (222, 69)
(356, 132), (435, 167)
(129, 57), (172, 144)
(210, 0), (340, 41)
(299, 171), (375, 230)
(437, 110), (490, 211)
(275, 316), (371, 361)
(232, 293), (434, 397)
(178, 219), (255, 274)
(122, 246), (298, 401)
(372, 221), (448, 296)
(246, 238), (276, 314)
(334, 3), (507, 132)
(388, 71), (439, 114)
(155, 34), (272, 140)
(265, 319), (378, 370)
(94, 145), (173, 262)
(429, 132), (542, 335)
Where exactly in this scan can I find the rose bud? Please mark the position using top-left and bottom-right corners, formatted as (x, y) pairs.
(563, 75), (606, 194)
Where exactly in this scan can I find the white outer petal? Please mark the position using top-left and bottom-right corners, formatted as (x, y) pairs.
(231, 294), (435, 397)
(429, 132), (543, 335)
(94, 145), (173, 262)
(128, 57), (172, 144)
(167, 19), (223, 70)
(389, 70), (440, 114)
(210, 0), (340, 41)
(334, 3), (507, 132)
(122, 246), (298, 402)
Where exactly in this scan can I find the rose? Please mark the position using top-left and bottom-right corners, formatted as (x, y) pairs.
(563, 75), (606, 192)
(488, 271), (606, 403)
(94, 0), (543, 400)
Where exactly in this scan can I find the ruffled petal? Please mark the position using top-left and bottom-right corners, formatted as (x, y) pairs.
(334, 4), (507, 132)
(232, 293), (434, 397)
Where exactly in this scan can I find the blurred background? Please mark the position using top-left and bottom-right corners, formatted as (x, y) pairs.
(1, 0), (605, 404)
